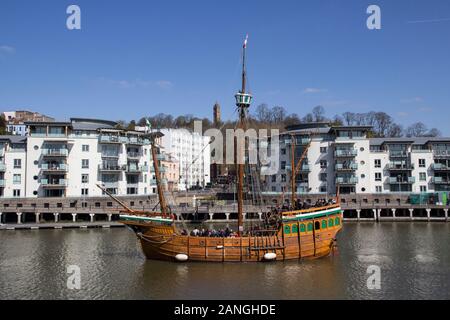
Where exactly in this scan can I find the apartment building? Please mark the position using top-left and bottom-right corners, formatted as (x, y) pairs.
(264, 123), (450, 195)
(0, 118), (168, 198)
(3, 110), (55, 136)
(159, 128), (210, 190)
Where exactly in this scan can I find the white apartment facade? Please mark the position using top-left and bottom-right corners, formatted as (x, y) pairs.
(264, 123), (450, 196)
(0, 118), (168, 198)
(159, 128), (210, 190)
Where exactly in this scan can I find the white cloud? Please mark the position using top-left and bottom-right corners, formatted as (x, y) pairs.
(302, 87), (327, 94)
(155, 80), (173, 89)
(400, 97), (423, 103)
(0, 45), (15, 54)
(96, 77), (172, 90)
(397, 111), (409, 117)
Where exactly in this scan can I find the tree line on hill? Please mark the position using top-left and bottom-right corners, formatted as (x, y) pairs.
(117, 104), (441, 138)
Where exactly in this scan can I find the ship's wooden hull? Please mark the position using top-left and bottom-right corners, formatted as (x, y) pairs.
(121, 208), (343, 262)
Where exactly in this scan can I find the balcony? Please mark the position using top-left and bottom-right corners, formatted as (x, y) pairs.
(432, 163), (450, 171)
(334, 149), (357, 157)
(101, 152), (120, 158)
(336, 176), (358, 185)
(335, 163), (358, 171)
(40, 179), (68, 187)
(431, 177), (450, 184)
(156, 154), (167, 161)
(284, 138), (311, 145)
(126, 165), (148, 173)
(0, 163), (5, 171)
(99, 135), (122, 144)
(389, 151), (408, 158)
(150, 178), (168, 185)
(150, 166), (166, 173)
(99, 164), (124, 172)
(0, 179), (5, 187)
(42, 149), (68, 157)
(433, 150), (450, 158)
(41, 163), (68, 172)
(127, 151), (143, 159)
(387, 163), (414, 170)
(127, 137), (149, 146)
(388, 177), (415, 184)
(286, 164), (310, 172)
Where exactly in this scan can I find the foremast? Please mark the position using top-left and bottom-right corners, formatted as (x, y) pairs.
(150, 133), (169, 216)
(234, 35), (252, 236)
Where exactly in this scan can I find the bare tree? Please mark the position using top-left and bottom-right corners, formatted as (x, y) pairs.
(302, 113), (314, 123)
(426, 128), (441, 137)
(271, 106), (287, 123)
(387, 123), (403, 137)
(342, 112), (355, 125)
(312, 105), (325, 122)
(406, 122), (428, 137)
(254, 104), (272, 123)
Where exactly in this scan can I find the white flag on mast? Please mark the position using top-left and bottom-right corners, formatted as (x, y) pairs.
(243, 34), (248, 48)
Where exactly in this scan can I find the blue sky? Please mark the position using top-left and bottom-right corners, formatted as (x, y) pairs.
(1, 0), (449, 134)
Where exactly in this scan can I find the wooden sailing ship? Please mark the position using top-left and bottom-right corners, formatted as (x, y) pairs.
(99, 37), (343, 262)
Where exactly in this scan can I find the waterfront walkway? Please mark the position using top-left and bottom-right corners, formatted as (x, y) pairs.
(0, 221), (124, 230)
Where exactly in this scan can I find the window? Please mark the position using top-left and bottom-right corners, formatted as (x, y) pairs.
(271, 186), (276, 192)
(376, 186), (382, 193)
(281, 174), (287, 182)
(281, 148), (286, 155)
(375, 172), (382, 182)
(320, 173), (327, 182)
(82, 159), (89, 169)
(281, 161), (286, 170)
(420, 186), (427, 192)
(13, 174), (21, 184)
(320, 160), (327, 169)
(320, 147), (327, 153)
(13, 189), (21, 197)
(81, 188), (89, 195)
(419, 172), (426, 181)
(271, 175), (276, 183)
(14, 159), (22, 169)
(81, 174), (89, 183)
(320, 186), (327, 193)
(419, 159), (426, 168)
(374, 159), (381, 168)
(82, 145), (89, 152)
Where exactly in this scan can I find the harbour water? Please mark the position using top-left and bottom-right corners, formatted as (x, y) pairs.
(1, 222), (450, 300)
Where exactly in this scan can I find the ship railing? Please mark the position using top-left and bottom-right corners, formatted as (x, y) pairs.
(282, 203), (341, 216)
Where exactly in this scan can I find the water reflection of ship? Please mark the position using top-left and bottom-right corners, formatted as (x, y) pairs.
(98, 36), (343, 262)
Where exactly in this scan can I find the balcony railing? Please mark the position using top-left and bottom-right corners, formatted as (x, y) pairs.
(389, 151), (408, 158)
(99, 135), (121, 143)
(334, 149), (357, 157)
(388, 177), (415, 184)
(150, 166), (166, 173)
(41, 163), (68, 171)
(336, 177), (358, 184)
(433, 150), (450, 158)
(127, 152), (143, 158)
(42, 149), (68, 157)
(431, 177), (450, 184)
(335, 163), (358, 171)
(101, 152), (120, 158)
(126, 165), (148, 173)
(150, 178), (168, 185)
(0, 179), (5, 187)
(0, 163), (5, 171)
(98, 164), (124, 171)
(284, 138), (311, 145)
(387, 163), (414, 170)
(40, 179), (68, 187)
(432, 163), (450, 171)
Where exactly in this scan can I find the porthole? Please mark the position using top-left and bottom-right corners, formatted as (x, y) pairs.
(34, 145), (39, 150)
(34, 160), (38, 165)
(360, 160), (365, 165)
(33, 176), (38, 180)
(362, 187), (366, 192)
(33, 191), (38, 195)
(360, 147), (365, 152)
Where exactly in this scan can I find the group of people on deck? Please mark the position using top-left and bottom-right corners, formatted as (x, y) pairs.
(181, 227), (238, 238)
(280, 198), (337, 212)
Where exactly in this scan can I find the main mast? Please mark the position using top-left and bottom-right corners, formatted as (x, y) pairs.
(235, 35), (252, 236)
(150, 133), (168, 216)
